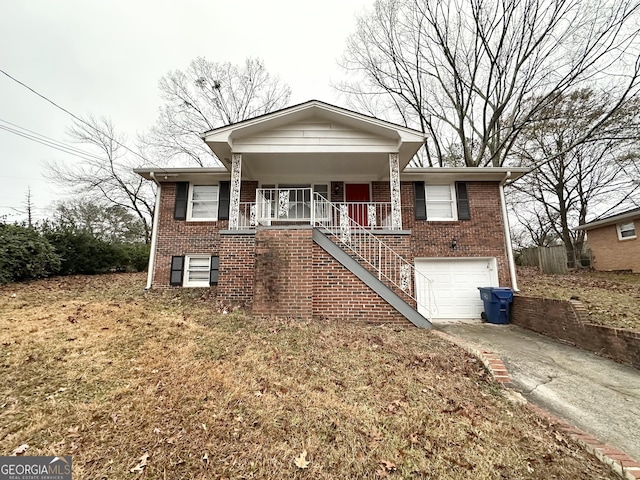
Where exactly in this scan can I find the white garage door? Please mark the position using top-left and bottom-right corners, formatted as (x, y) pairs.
(414, 258), (498, 320)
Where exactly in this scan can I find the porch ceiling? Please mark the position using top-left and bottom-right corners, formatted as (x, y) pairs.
(237, 151), (409, 182)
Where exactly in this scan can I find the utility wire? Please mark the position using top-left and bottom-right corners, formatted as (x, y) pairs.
(0, 124), (107, 163)
(0, 68), (164, 169)
(0, 122), (107, 163)
(0, 118), (106, 161)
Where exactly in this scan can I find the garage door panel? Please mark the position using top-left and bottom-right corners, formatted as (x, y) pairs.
(415, 258), (498, 320)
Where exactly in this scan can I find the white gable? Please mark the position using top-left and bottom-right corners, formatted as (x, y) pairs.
(231, 118), (399, 153)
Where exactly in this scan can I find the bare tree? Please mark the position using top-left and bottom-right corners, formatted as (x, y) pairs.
(11, 187), (35, 227)
(144, 57), (291, 167)
(45, 116), (155, 242)
(24, 187), (33, 228)
(338, 0), (640, 167)
(510, 89), (640, 266)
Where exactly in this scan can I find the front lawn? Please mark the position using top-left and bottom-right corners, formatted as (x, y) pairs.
(0, 273), (617, 478)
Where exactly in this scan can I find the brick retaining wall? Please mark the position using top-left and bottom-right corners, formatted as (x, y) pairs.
(512, 295), (640, 369)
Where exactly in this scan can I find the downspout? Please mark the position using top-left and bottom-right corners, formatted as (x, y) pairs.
(145, 172), (162, 290)
(499, 172), (519, 292)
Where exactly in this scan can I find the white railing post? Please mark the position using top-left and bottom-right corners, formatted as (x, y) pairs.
(229, 153), (242, 230)
(389, 153), (402, 231)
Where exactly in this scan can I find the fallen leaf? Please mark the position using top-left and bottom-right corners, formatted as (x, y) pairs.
(294, 450), (310, 469)
(13, 444), (28, 455)
(369, 426), (384, 441)
(380, 460), (396, 472)
(130, 453), (149, 473)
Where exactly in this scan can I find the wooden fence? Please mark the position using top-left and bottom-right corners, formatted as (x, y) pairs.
(518, 245), (568, 274)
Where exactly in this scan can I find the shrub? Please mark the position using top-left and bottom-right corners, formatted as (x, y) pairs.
(42, 226), (150, 275)
(0, 224), (61, 284)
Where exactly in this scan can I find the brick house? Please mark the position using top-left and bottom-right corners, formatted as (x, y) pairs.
(575, 207), (640, 273)
(135, 100), (528, 327)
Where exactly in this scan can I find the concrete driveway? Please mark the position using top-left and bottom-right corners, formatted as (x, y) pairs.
(437, 322), (640, 461)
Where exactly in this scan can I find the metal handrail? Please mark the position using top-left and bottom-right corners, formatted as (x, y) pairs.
(312, 193), (437, 319)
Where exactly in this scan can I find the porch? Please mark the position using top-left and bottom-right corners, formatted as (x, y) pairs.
(234, 187), (400, 231)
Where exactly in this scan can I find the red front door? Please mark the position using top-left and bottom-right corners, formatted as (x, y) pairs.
(345, 183), (371, 226)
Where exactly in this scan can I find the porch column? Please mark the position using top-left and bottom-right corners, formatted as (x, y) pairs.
(389, 153), (402, 230)
(229, 153), (242, 230)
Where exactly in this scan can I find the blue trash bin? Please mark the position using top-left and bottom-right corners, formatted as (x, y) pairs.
(478, 287), (513, 324)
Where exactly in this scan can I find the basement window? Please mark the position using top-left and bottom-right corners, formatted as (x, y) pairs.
(617, 221), (637, 240)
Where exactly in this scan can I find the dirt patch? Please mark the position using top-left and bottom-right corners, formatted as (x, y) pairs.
(517, 267), (640, 331)
(0, 273), (618, 479)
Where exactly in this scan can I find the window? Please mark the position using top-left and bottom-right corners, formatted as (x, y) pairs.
(188, 185), (219, 221)
(617, 221), (637, 240)
(425, 184), (456, 221)
(170, 255), (219, 287)
(169, 255), (220, 287)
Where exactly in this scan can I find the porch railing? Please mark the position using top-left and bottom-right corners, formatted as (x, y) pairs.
(312, 193), (436, 320)
(244, 187), (396, 230)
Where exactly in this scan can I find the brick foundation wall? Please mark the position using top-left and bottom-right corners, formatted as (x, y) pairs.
(312, 243), (411, 326)
(512, 295), (640, 369)
(218, 234), (255, 306)
(586, 221), (640, 273)
(252, 228), (314, 319)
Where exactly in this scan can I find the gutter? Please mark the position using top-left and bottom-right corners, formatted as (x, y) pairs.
(499, 172), (519, 292)
(145, 172), (162, 290)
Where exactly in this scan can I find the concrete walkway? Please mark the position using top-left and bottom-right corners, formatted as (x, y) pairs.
(437, 322), (640, 461)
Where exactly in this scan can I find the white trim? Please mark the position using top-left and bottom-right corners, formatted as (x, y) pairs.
(499, 172), (519, 292)
(183, 255), (211, 288)
(145, 173), (162, 289)
(187, 184), (219, 221)
(425, 184), (457, 221)
(617, 221), (637, 240)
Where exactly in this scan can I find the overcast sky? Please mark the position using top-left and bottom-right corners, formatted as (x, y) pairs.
(0, 0), (374, 222)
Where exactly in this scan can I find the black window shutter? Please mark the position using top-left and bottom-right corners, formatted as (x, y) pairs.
(456, 182), (471, 220)
(414, 181), (427, 220)
(218, 181), (230, 220)
(209, 256), (220, 285)
(174, 182), (189, 220)
(170, 256), (185, 286)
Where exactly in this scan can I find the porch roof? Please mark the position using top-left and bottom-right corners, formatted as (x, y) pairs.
(201, 100), (426, 180)
(134, 166), (531, 183)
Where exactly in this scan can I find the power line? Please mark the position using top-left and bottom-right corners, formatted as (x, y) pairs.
(0, 68), (163, 169)
(0, 123), (108, 163)
(0, 118), (106, 161)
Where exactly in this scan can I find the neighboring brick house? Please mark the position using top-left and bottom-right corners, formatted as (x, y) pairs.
(135, 100), (528, 326)
(575, 207), (640, 273)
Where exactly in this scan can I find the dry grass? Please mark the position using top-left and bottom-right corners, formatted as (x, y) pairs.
(0, 273), (617, 479)
(517, 266), (640, 331)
